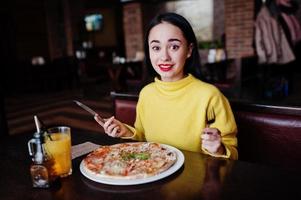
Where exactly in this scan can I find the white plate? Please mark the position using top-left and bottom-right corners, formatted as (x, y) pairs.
(80, 143), (185, 185)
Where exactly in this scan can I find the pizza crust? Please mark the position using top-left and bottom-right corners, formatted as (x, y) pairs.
(82, 142), (177, 180)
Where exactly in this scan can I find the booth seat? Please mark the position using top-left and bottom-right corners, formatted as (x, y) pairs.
(231, 102), (301, 171)
(111, 92), (301, 171)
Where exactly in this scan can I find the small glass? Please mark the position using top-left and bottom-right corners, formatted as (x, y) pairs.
(44, 126), (72, 177)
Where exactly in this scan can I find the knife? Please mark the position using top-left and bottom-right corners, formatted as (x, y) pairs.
(73, 100), (105, 125)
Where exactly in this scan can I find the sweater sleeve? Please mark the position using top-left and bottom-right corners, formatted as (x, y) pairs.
(201, 91), (238, 160)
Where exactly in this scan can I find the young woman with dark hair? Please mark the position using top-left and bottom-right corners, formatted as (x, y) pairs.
(95, 13), (238, 159)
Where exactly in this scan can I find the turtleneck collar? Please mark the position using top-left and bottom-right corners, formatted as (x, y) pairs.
(154, 74), (195, 94)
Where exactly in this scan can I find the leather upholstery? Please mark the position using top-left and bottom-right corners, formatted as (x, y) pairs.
(114, 99), (137, 126)
(113, 96), (301, 170)
(234, 110), (301, 170)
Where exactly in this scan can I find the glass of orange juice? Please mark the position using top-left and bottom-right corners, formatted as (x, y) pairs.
(44, 126), (72, 177)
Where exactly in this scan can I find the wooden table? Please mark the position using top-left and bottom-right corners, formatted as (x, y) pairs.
(0, 130), (300, 200)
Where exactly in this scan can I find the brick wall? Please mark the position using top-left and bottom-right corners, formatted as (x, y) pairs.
(225, 0), (255, 59)
(123, 3), (144, 60)
(123, 0), (256, 60)
(213, 0), (225, 41)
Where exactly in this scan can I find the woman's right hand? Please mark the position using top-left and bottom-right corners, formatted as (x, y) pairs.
(94, 114), (133, 138)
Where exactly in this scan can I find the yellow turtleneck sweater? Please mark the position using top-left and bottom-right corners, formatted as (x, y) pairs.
(126, 74), (238, 159)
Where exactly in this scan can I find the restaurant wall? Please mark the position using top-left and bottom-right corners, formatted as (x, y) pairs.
(225, 0), (254, 59)
(123, 3), (144, 60)
(213, 0), (225, 42)
(164, 0), (214, 42)
(119, 0), (226, 70)
(4, 0), (75, 62)
(44, 0), (67, 60)
(0, 4), (16, 62)
(84, 8), (118, 48)
(13, 1), (50, 61)
(1, 0), (120, 63)
(134, 0), (225, 50)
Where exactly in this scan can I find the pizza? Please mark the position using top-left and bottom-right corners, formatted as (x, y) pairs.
(82, 142), (177, 179)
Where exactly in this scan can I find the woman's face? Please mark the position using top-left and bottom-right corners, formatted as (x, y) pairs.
(148, 22), (193, 82)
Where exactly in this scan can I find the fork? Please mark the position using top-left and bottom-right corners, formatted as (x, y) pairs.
(206, 108), (216, 128)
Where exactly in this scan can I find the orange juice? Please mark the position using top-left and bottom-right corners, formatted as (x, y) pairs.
(44, 129), (72, 177)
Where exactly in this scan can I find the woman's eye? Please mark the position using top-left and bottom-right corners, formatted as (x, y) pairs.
(151, 46), (160, 51)
(170, 44), (180, 50)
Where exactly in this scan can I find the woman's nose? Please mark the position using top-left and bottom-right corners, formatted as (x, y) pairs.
(160, 48), (171, 61)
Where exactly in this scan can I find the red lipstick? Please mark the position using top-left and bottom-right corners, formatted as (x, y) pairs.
(158, 64), (173, 72)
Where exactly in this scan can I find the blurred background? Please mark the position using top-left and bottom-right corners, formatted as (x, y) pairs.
(1, 0), (301, 135)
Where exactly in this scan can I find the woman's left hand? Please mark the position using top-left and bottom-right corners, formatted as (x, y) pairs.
(201, 128), (225, 155)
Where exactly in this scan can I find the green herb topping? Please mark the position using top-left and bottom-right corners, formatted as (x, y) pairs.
(121, 152), (150, 161)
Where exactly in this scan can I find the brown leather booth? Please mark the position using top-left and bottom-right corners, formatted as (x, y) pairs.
(111, 92), (301, 171)
(231, 102), (301, 171)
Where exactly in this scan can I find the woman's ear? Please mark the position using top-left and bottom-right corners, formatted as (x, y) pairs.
(187, 43), (193, 58)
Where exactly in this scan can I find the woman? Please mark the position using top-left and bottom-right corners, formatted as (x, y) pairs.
(95, 13), (238, 159)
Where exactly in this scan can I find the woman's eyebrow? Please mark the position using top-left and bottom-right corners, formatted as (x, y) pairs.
(150, 40), (160, 44)
(168, 38), (181, 42)
(150, 38), (182, 44)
